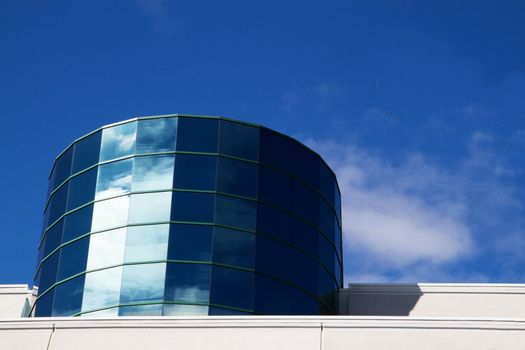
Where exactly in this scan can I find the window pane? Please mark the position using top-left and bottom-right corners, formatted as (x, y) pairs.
(95, 158), (133, 200)
(290, 288), (318, 315)
(319, 198), (336, 244)
(132, 156), (174, 191)
(256, 203), (292, 242)
(208, 306), (250, 315)
(176, 117), (219, 153)
(53, 146), (73, 189)
(255, 236), (290, 282)
(318, 265), (337, 296)
(290, 249), (317, 294)
(35, 288), (54, 317)
(86, 228), (126, 270)
(171, 192), (214, 222)
(259, 128), (292, 173)
(164, 263), (211, 303)
(72, 131), (102, 174)
(91, 196), (129, 231)
(210, 266), (254, 310)
(291, 217), (318, 257)
(43, 219), (64, 257)
(128, 192), (172, 224)
(119, 304), (163, 316)
(217, 157), (257, 198)
(218, 120), (259, 160)
(173, 154), (217, 191)
(291, 143), (319, 188)
(254, 275), (290, 315)
(124, 224), (169, 263)
(293, 181), (319, 225)
(63, 204), (93, 243)
(82, 266), (123, 312)
(67, 168), (97, 211)
(57, 236), (90, 281)
(52, 274), (85, 316)
(215, 195), (256, 231)
(167, 224), (212, 262)
(318, 235), (335, 276)
(48, 182), (69, 225)
(319, 162), (335, 208)
(99, 122), (137, 162)
(212, 227), (254, 269)
(258, 167), (293, 210)
(136, 118), (177, 154)
(38, 251), (59, 294)
(120, 263), (166, 304)
(164, 304), (209, 316)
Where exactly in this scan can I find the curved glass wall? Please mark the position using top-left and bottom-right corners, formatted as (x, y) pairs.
(33, 115), (342, 317)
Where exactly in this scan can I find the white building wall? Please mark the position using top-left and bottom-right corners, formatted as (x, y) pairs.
(0, 285), (33, 319)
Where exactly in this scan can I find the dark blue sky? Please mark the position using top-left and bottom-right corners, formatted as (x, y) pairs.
(1, 1), (524, 285)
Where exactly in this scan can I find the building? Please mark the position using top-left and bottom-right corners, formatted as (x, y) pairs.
(34, 114), (343, 317)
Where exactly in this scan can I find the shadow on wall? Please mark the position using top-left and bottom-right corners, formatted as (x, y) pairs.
(339, 284), (423, 316)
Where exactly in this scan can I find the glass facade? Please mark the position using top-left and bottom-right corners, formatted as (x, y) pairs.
(33, 115), (342, 317)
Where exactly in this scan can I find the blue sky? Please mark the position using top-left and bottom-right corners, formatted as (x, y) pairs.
(1, 1), (524, 285)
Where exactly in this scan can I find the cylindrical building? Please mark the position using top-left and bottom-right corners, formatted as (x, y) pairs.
(33, 115), (342, 317)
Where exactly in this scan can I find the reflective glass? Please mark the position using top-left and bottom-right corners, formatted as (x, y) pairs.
(38, 251), (59, 293)
(124, 224), (169, 263)
(215, 195), (256, 231)
(99, 122), (137, 162)
(212, 227), (254, 269)
(164, 304), (209, 316)
(208, 306), (251, 315)
(128, 192), (172, 224)
(72, 131), (102, 174)
(258, 166), (293, 210)
(254, 275), (290, 315)
(171, 192), (214, 222)
(132, 155), (174, 191)
(119, 304), (163, 316)
(66, 167), (97, 211)
(217, 157), (257, 198)
(57, 236), (89, 280)
(164, 263), (211, 303)
(62, 204), (93, 243)
(290, 288), (318, 315)
(319, 162), (335, 208)
(35, 288), (54, 317)
(290, 249), (317, 294)
(255, 236), (290, 281)
(318, 235), (335, 276)
(81, 307), (118, 318)
(120, 263), (166, 304)
(82, 266), (123, 312)
(91, 196), (129, 231)
(293, 181), (319, 225)
(291, 143), (319, 188)
(335, 186), (341, 224)
(167, 224), (212, 262)
(218, 120), (259, 160)
(48, 182), (69, 225)
(259, 128), (293, 172)
(319, 198), (336, 244)
(53, 146), (73, 189)
(95, 158), (133, 200)
(256, 203), (291, 242)
(43, 219), (64, 257)
(210, 266), (254, 310)
(291, 217), (317, 257)
(86, 228), (126, 270)
(52, 274), (85, 316)
(318, 265), (336, 296)
(173, 154), (217, 190)
(176, 117), (218, 153)
(136, 118), (177, 154)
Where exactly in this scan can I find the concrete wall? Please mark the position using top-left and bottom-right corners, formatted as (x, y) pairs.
(1, 316), (525, 350)
(0, 285), (33, 318)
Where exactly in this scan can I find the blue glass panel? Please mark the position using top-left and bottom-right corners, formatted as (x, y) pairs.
(254, 275), (290, 315)
(335, 257), (342, 287)
(164, 304), (209, 316)
(212, 227), (254, 269)
(53, 146), (73, 189)
(48, 182), (69, 225)
(52, 274), (85, 316)
(259, 128), (292, 173)
(119, 304), (163, 316)
(258, 166), (293, 210)
(173, 154), (217, 190)
(318, 265), (336, 296)
(167, 224), (212, 262)
(39, 251), (59, 294)
(57, 236), (89, 281)
(120, 263), (166, 304)
(318, 235), (335, 276)
(319, 198), (336, 244)
(290, 288), (318, 315)
(95, 158), (133, 200)
(290, 250), (317, 294)
(176, 117), (219, 153)
(132, 155), (174, 191)
(255, 236), (290, 281)
(62, 204), (93, 243)
(217, 157), (257, 198)
(171, 192), (214, 222)
(86, 228), (126, 270)
(99, 122), (137, 162)
(164, 263), (211, 303)
(319, 162), (335, 208)
(256, 203), (291, 242)
(292, 181), (319, 225)
(124, 224), (169, 263)
(82, 266), (123, 312)
(210, 266), (254, 310)
(209, 306), (250, 315)
(43, 219), (64, 257)
(291, 143), (319, 188)
(335, 186), (341, 224)
(291, 217), (317, 257)
(136, 117), (177, 154)
(34, 288), (54, 317)
(47, 168), (56, 199)
(215, 195), (256, 231)
(66, 167), (97, 211)
(128, 192), (172, 224)
(72, 131), (102, 174)
(335, 223), (342, 261)
(218, 120), (259, 160)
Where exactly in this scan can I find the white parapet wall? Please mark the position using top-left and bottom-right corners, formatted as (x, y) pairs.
(0, 285), (33, 319)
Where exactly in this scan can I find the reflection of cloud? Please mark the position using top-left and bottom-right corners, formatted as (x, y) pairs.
(92, 196), (130, 231)
(132, 156), (174, 191)
(96, 159), (133, 200)
(82, 266), (123, 311)
(86, 228), (126, 270)
(172, 286), (209, 302)
(128, 192), (172, 224)
(120, 264), (165, 302)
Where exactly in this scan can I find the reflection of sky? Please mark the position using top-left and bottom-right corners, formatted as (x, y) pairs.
(95, 159), (133, 200)
(163, 304), (208, 316)
(131, 156), (174, 191)
(91, 196), (130, 231)
(120, 263), (166, 303)
(99, 122), (137, 162)
(124, 224), (169, 262)
(82, 266), (123, 311)
(86, 228), (126, 270)
(136, 118), (177, 153)
(128, 192), (171, 224)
